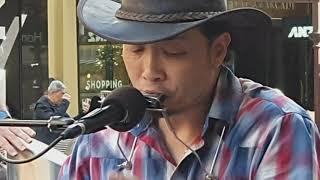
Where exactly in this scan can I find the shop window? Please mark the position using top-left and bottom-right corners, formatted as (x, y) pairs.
(78, 29), (130, 110)
(227, 0), (314, 111)
(0, 0), (48, 118)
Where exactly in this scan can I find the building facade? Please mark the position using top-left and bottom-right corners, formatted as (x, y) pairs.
(0, 0), (315, 119)
(77, 1), (315, 113)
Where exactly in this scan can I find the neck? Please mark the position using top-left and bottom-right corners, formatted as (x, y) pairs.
(47, 95), (56, 105)
(159, 104), (209, 139)
(156, 104), (210, 164)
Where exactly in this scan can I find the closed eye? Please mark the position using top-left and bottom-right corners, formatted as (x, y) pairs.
(132, 47), (144, 53)
(163, 50), (186, 56)
(125, 45), (145, 53)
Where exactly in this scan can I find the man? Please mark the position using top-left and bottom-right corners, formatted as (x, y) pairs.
(34, 80), (71, 145)
(59, 0), (320, 179)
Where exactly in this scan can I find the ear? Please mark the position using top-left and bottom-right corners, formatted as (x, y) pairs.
(209, 32), (231, 67)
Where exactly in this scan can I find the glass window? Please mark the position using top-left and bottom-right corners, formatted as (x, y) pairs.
(0, 0), (48, 118)
(227, 0), (314, 110)
(78, 28), (130, 111)
(21, 0), (48, 118)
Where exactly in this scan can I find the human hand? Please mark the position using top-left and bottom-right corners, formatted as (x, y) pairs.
(0, 127), (36, 156)
(62, 93), (71, 101)
(82, 99), (90, 113)
(109, 172), (138, 180)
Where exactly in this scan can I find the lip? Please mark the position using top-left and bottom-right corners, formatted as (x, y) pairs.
(141, 90), (167, 105)
(140, 90), (167, 101)
(141, 90), (164, 95)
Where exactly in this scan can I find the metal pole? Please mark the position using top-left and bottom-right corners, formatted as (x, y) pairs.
(310, 0), (320, 126)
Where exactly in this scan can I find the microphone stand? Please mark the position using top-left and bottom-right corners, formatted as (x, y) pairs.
(0, 116), (75, 164)
(0, 116), (74, 130)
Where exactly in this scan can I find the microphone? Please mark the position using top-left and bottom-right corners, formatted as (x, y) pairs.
(61, 86), (147, 139)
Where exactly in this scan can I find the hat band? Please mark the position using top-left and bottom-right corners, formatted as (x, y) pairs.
(115, 9), (220, 23)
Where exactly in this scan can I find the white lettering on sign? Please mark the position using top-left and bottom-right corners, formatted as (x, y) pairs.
(0, 0), (5, 9)
(0, 0), (5, 40)
(0, 26), (5, 40)
(227, 1), (294, 10)
(22, 32), (42, 43)
(85, 79), (123, 90)
(288, 26), (313, 39)
(0, 4), (28, 68)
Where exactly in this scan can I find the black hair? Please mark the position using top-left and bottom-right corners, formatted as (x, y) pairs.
(198, 20), (231, 43)
(198, 20), (234, 68)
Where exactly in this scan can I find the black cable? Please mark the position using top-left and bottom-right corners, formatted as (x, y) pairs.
(0, 136), (63, 164)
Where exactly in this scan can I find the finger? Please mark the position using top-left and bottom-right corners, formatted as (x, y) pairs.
(0, 136), (17, 156)
(20, 127), (36, 137)
(10, 127), (33, 143)
(2, 129), (26, 151)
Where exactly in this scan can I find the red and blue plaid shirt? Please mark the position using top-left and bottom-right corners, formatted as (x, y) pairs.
(59, 66), (320, 180)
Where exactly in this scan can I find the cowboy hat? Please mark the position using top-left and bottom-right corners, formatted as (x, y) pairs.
(77, 0), (272, 45)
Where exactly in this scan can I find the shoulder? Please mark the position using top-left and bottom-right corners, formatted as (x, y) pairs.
(35, 96), (50, 107)
(239, 78), (309, 118)
(228, 78), (315, 148)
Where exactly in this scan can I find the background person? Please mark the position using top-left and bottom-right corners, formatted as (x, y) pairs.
(74, 96), (101, 120)
(33, 80), (71, 145)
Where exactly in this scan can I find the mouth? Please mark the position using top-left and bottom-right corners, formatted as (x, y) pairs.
(140, 89), (166, 98)
(140, 91), (167, 108)
(141, 91), (163, 97)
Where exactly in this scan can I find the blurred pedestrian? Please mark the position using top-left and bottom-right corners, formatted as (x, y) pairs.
(33, 80), (71, 145)
(74, 96), (101, 120)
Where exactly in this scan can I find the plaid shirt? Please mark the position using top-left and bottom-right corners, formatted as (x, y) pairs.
(59, 66), (320, 180)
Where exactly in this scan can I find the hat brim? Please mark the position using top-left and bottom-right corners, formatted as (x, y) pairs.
(78, 0), (272, 44)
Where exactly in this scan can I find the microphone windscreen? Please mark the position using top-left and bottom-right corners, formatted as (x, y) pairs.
(102, 86), (147, 132)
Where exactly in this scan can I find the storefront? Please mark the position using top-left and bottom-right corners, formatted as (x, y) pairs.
(0, 0), (48, 119)
(0, 0), (317, 120)
(78, 30), (130, 103)
(77, 0), (315, 113)
(229, 1), (314, 111)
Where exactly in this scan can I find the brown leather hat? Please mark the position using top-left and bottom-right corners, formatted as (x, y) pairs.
(77, 0), (271, 44)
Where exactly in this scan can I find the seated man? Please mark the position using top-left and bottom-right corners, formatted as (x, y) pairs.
(33, 80), (71, 145)
(59, 0), (320, 179)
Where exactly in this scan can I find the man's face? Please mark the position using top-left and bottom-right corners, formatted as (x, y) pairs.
(50, 90), (65, 104)
(122, 29), (230, 115)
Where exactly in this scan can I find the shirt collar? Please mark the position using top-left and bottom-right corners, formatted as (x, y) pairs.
(131, 65), (243, 136)
(130, 112), (154, 136)
(207, 65), (243, 127)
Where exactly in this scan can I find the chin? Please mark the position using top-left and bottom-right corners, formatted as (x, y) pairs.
(160, 100), (176, 112)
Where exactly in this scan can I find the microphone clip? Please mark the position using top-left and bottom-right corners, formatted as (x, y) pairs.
(47, 116), (75, 132)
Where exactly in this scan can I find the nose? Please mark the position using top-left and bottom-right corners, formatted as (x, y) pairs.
(142, 49), (166, 82)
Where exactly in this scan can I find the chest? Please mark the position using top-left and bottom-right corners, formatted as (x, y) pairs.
(94, 142), (258, 180)
(92, 134), (259, 180)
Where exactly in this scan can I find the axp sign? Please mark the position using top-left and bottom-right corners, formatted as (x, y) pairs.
(288, 26), (313, 39)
